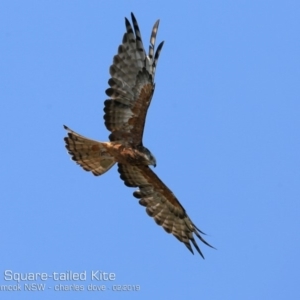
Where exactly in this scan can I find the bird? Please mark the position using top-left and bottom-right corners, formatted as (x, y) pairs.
(63, 12), (213, 257)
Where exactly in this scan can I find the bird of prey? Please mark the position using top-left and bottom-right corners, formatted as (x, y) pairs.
(64, 13), (213, 257)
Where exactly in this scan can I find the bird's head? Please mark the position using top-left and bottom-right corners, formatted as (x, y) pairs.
(142, 147), (157, 167)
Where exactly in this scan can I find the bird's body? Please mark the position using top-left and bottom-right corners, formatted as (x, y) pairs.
(64, 13), (213, 257)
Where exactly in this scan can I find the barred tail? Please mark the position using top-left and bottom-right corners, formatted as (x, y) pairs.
(63, 125), (116, 176)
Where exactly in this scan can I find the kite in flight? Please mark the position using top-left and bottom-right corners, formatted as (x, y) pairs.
(64, 13), (213, 257)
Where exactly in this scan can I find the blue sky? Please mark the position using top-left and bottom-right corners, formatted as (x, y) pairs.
(1, 1), (300, 299)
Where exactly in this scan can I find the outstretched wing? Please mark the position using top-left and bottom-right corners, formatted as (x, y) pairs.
(104, 13), (164, 146)
(118, 164), (214, 257)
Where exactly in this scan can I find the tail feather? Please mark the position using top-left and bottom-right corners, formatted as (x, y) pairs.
(63, 125), (116, 176)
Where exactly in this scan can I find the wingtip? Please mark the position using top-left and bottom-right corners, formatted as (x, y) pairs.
(186, 243), (206, 259)
(195, 245), (205, 259)
(130, 12), (137, 23)
(157, 40), (165, 50)
(153, 19), (160, 28)
(125, 17), (130, 26)
(187, 245), (195, 255)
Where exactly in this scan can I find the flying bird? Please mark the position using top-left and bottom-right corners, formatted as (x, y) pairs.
(64, 13), (213, 257)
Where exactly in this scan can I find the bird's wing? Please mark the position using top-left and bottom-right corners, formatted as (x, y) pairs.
(118, 163), (214, 257)
(104, 13), (164, 146)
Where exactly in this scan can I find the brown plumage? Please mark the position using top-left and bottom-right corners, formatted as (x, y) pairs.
(64, 13), (213, 257)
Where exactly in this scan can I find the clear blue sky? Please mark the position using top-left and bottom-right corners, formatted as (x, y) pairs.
(1, 1), (300, 299)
